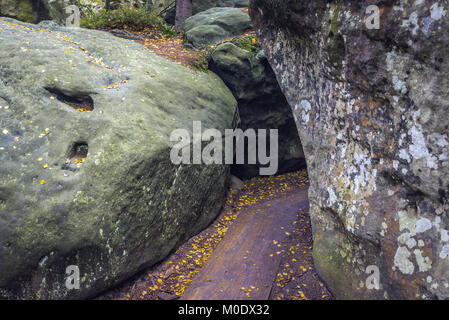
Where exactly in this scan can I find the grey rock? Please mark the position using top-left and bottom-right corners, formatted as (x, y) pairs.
(0, 18), (238, 299)
(37, 19), (63, 29)
(210, 43), (305, 179)
(230, 175), (244, 190)
(185, 8), (252, 48)
(255, 49), (265, 60)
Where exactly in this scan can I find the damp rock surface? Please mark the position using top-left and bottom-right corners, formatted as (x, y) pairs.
(0, 18), (237, 299)
(0, 0), (67, 24)
(185, 7), (252, 48)
(250, 0), (449, 299)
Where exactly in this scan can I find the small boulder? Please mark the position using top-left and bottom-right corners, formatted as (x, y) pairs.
(185, 8), (252, 48)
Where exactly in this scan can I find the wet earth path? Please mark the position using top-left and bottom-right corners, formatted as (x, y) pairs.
(98, 170), (333, 300)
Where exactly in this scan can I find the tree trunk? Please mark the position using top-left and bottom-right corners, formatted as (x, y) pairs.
(105, 0), (112, 11)
(175, 0), (192, 31)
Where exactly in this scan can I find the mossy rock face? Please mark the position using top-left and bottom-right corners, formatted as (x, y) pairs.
(0, 0), (38, 23)
(185, 8), (252, 48)
(0, 18), (238, 299)
(251, 0), (449, 299)
(210, 43), (305, 179)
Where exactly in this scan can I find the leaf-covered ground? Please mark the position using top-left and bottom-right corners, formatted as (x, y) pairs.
(97, 170), (333, 300)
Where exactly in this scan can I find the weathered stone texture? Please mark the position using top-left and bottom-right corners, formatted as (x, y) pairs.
(0, 18), (237, 299)
(250, 0), (449, 299)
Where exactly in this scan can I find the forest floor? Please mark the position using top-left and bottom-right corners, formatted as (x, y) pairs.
(103, 6), (254, 70)
(97, 169), (333, 301)
(108, 27), (205, 67)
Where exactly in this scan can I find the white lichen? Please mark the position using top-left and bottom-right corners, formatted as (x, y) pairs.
(430, 3), (447, 21)
(440, 245), (449, 259)
(394, 246), (415, 274)
(414, 249), (432, 272)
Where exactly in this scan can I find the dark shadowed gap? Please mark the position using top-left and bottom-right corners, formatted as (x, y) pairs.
(45, 87), (94, 112)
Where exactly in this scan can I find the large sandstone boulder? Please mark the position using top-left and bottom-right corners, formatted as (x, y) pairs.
(210, 42), (305, 179)
(185, 7), (252, 48)
(0, 18), (237, 299)
(250, 0), (449, 299)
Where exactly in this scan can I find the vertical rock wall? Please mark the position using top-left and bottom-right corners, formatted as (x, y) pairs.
(250, 0), (449, 299)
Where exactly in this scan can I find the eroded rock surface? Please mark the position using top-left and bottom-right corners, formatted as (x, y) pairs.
(185, 7), (252, 48)
(250, 0), (449, 299)
(0, 18), (237, 299)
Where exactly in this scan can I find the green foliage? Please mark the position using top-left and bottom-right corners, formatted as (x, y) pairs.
(17, 0), (35, 23)
(80, 6), (164, 31)
(232, 35), (261, 53)
(191, 45), (216, 72)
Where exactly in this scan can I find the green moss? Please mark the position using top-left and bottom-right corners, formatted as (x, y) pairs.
(80, 6), (168, 33)
(232, 34), (261, 53)
(192, 53), (210, 72)
(16, 0), (36, 23)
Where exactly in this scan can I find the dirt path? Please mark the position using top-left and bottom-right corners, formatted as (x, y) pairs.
(181, 188), (308, 300)
(97, 170), (332, 300)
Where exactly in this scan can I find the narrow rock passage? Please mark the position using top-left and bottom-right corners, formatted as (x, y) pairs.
(98, 170), (332, 300)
